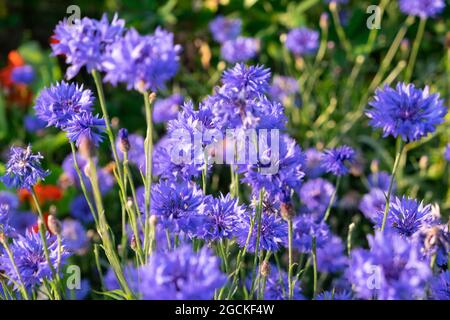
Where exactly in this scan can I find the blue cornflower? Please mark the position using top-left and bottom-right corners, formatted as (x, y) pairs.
(150, 180), (206, 236)
(52, 14), (125, 79)
(34, 81), (94, 129)
(359, 188), (388, 224)
(253, 265), (304, 300)
(285, 27), (319, 56)
(103, 27), (181, 92)
(0, 231), (69, 289)
(304, 148), (325, 178)
(444, 144), (450, 161)
(200, 193), (246, 241)
(430, 271), (450, 300)
(0, 204), (15, 237)
(366, 83), (447, 142)
(221, 37), (259, 63)
(316, 290), (352, 300)
(153, 94), (184, 124)
(242, 134), (305, 202)
(64, 112), (106, 147)
(270, 75), (300, 104)
(2, 145), (49, 190)
(116, 132), (146, 172)
(414, 223), (449, 267)
(209, 16), (242, 44)
(11, 65), (34, 85)
(380, 196), (434, 237)
(235, 209), (287, 252)
(62, 219), (89, 254)
(139, 245), (226, 300)
(292, 214), (330, 253)
(299, 178), (335, 219)
(368, 171), (393, 192)
(70, 195), (94, 223)
(0, 191), (19, 210)
(317, 235), (348, 273)
(348, 231), (431, 300)
(321, 145), (355, 176)
(398, 0), (445, 18)
(221, 63), (271, 98)
(24, 115), (47, 133)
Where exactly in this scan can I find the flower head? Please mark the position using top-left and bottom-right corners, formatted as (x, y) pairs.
(102, 27), (181, 91)
(292, 214), (330, 253)
(398, 0), (445, 18)
(317, 235), (348, 273)
(209, 16), (242, 43)
(11, 65), (34, 85)
(153, 94), (184, 123)
(62, 219), (89, 254)
(321, 145), (355, 176)
(116, 133), (145, 172)
(285, 27), (319, 56)
(299, 178), (335, 219)
(270, 75), (300, 104)
(70, 195), (94, 223)
(348, 231), (431, 300)
(139, 245), (226, 300)
(34, 81), (94, 129)
(0, 191), (19, 210)
(366, 83), (447, 142)
(52, 14), (125, 79)
(221, 37), (259, 63)
(316, 290), (352, 300)
(368, 171), (393, 192)
(24, 115), (47, 133)
(64, 112), (106, 147)
(0, 204), (15, 237)
(359, 188), (388, 223)
(414, 223), (449, 267)
(304, 148), (325, 178)
(2, 145), (49, 190)
(430, 271), (450, 300)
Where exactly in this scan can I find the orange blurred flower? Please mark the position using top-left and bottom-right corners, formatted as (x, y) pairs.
(18, 184), (63, 206)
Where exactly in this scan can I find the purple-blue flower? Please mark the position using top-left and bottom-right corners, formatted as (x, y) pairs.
(348, 231), (431, 300)
(285, 27), (319, 56)
(116, 132), (146, 172)
(0, 231), (69, 289)
(150, 180), (206, 236)
(359, 188), (388, 224)
(292, 214), (330, 253)
(321, 145), (355, 176)
(317, 235), (348, 273)
(138, 245), (226, 300)
(368, 171), (393, 192)
(366, 83), (447, 142)
(444, 144), (450, 161)
(70, 195), (94, 223)
(52, 14), (125, 79)
(200, 193), (246, 241)
(102, 27), (181, 92)
(24, 115), (47, 133)
(304, 148), (325, 178)
(0, 191), (19, 210)
(64, 112), (106, 147)
(34, 81), (94, 129)
(398, 0), (445, 18)
(316, 290), (352, 300)
(221, 37), (259, 63)
(0, 204), (15, 237)
(255, 265), (304, 300)
(414, 223), (449, 267)
(11, 65), (34, 85)
(62, 219), (89, 254)
(209, 16), (242, 43)
(153, 94), (184, 124)
(270, 75), (300, 104)
(430, 271), (450, 300)
(9, 211), (36, 235)
(2, 145), (49, 190)
(299, 178), (335, 219)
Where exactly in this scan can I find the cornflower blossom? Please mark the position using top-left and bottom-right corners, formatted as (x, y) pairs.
(292, 214), (330, 253)
(285, 27), (319, 56)
(24, 115), (47, 133)
(61, 219), (89, 254)
(304, 148), (325, 178)
(200, 193), (246, 241)
(0, 231), (69, 289)
(367, 171), (392, 192)
(102, 27), (181, 92)
(359, 188), (388, 224)
(366, 83), (447, 142)
(209, 16), (242, 43)
(1, 145), (49, 190)
(299, 178), (335, 219)
(70, 195), (94, 223)
(321, 145), (355, 176)
(138, 246), (226, 300)
(52, 14), (125, 79)
(220, 37), (259, 63)
(430, 271), (450, 300)
(11, 65), (34, 84)
(269, 75), (300, 104)
(348, 231), (431, 300)
(0, 191), (19, 210)
(316, 290), (353, 300)
(317, 235), (348, 273)
(414, 223), (450, 267)
(398, 0), (445, 18)
(153, 94), (184, 123)
(64, 112), (106, 147)
(0, 204), (15, 237)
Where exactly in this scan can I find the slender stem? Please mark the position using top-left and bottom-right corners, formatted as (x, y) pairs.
(323, 175), (341, 222)
(381, 138), (405, 231)
(329, 2), (352, 60)
(405, 17), (427, 82)
(311, 237), (318, 299)
(1, 240), (29, 299)
(250, 189), (264, 298)
(288, 217), (294, 300)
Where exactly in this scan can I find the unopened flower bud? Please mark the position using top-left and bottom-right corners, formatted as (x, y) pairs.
(260, 260), (271, 277)
(0, 231), (6, 243)
(370, 160), (379, 174)
(150, 215), (158, 226)
(419, 156), (428, 171)
(320, 13), (329, 29)
(47, 215), (62, 235)
(130, 236), (137, 251)
(118, 128), (130, 153)
(148, 92), (157, 104)
(78, 136), (95, 159)
(280, 202), (295, 221)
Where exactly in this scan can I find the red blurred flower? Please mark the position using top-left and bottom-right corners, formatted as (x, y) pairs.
(18, 184), (63, 205)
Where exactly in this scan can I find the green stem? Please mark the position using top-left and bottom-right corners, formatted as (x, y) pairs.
(381, 138), (405, 231)
(250, 189), (264, 298)
(288, 218), (294, 300)
(330, 2), (352, 60)
(312, 237), (318, 299)
(1, 240), (29, 300)
(323, 175), (341, 222)
(404, 17), (427, 82)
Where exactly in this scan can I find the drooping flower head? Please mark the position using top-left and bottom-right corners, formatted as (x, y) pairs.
(348, 231), (431, 300)
(0, 231), (69, 289)
(139, 245), (226, 300)
(2, 145), (49, 190)
(366, 83), (447, 142)
(200, 193), (246, 241)
(64, 112), (106, 147)
(299, 178), (335, 219)
(209, 16), (242, 43)
(321, 145), (355, 176)
(153, 94), (184, 124)
(102, 27), (181, 92)
(34, 81), (94, 129)
(285, 27), (319, 56)
(52, 14), (125, 79)
(292, 214), (330, 253)
(11, 65), (34, 85)
(221, 37), (259, 63)
(150, 180), (206, 236)
(430, 271), (450, 300)
(379, 196), (434, 237)
(398, 0), (445, 18)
